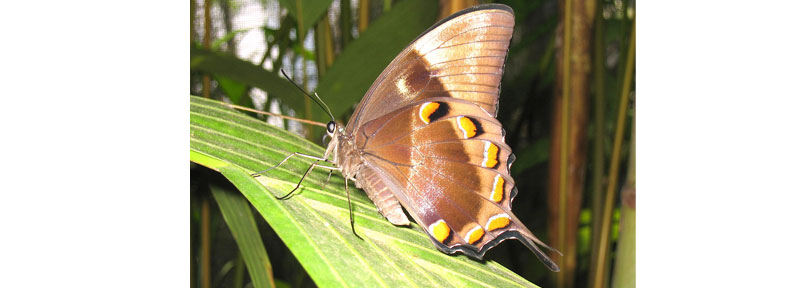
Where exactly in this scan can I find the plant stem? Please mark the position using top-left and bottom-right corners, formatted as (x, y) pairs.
(202, 0), (212, 99)
(201, 197), (211, 288)
(588, 0), (606, 285)
(612, 96), (635, 288)
(557, 0), (572, 285)
(359, 0), (370, 33)
(593, 18), (634, 288)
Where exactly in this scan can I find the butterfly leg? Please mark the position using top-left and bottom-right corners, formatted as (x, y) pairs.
(321, 169), (334, 189)
(344, 178), (364, 240)
(251, 152), (333, 177)
(276, 161), (340, 200)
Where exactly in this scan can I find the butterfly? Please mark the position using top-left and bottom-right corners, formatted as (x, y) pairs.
(262, 3), (560, 272)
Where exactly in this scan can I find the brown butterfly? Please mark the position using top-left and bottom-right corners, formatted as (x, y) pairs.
(260, 4), (560, 272)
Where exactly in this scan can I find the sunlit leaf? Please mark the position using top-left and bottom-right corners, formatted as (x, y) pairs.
(190, 96), (540, 287)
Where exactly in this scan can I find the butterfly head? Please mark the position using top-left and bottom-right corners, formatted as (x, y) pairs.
(322, 120), (348, 167)
(322, 121), (337, 147)
(326, 121), (337, 136)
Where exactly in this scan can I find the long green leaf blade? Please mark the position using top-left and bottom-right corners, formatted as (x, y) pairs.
(190, 45), (306, 116)
(190, 96), (539, 287)
(211, 185), (276, 288)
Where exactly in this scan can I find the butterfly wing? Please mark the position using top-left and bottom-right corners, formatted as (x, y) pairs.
(346, 4), (514, 135)
(346, 4), (559, 271)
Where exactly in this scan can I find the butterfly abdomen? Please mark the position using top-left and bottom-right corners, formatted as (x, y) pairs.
(356, 166), (411, 226)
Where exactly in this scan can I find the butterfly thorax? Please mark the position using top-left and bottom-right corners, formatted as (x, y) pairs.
(326, 130), (362, 181)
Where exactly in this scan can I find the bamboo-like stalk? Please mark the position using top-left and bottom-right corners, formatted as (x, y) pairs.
(340, 0), (352, 48)
(202, 0), (212, 99)
(201, 198), (211, 288)
(383, 0), (392, 12)
(438, 0), (477, 20)
(556, 0), (574, 286)
(612, 96), (635, 288)
(557, 0), (572, 283)
(219, 0), (236, 53)
(592, 19), (634, 288)
(550, 1), (595, 286)
(324, 15), (335, 67)
(588, 0), (606, 286)
(358, 0), (370, 33)
(315, 16), (328, 78)
(314, 12), (335, 76)
(294, 0), (312, 138)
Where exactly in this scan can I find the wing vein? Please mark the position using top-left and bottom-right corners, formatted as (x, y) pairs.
(420, 90), (498, 96)
(419, 19), (513, 57)
(428, 55), (506, 67)
(439, 39), (513, 49)
(433, 72), (503, 78)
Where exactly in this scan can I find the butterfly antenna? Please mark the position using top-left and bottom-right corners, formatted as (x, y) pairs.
(280, 69), (335, 122)
(222, 102), (327, 127)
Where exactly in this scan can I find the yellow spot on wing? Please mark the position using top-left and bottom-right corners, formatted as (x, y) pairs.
(482, 141), (499, 168)
(429, 220), (451, 243)
(419, 102), (441, 124)
(486, 214), (510, 231)
(465, 225), (485, 245)
(490, 174), (504, 203)
(457, 116), (477, 138)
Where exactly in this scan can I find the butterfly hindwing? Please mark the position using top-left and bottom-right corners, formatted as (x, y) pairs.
(358, 99), (522, 254)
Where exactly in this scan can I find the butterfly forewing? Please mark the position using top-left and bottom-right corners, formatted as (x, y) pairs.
(346, 6), (515, 134)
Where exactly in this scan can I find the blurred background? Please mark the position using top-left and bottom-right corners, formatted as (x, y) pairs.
(190, 0), (635, 287)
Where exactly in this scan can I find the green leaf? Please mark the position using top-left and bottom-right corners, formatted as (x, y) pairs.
(314, 0), (438, 124)
(215, 75), (250, 107)
(277, 0), (334, 35)
(190, 45), (306, 117)
(211, 185), (276, 288)
(190, 96), (540, 287)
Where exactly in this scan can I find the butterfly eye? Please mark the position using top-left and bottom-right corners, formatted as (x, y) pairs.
(326, 121), (336, 134)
